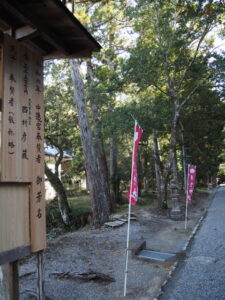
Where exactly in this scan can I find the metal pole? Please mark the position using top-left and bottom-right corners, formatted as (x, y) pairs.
(124, 200), (132, 297)
(124, 121), (136, 297)
(185, 165), (189, 229)
(185, 198), (188, 230)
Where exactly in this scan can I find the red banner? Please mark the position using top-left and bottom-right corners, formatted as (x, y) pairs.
(186, 165), (197, 203)
(127, 121), (143, 206)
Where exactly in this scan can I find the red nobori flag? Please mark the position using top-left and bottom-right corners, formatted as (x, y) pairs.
(127, 121), (143, 206)
(186, 165), (197, 203)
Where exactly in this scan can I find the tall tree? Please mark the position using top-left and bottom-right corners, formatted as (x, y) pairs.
(86, 0), (129, 204)
(70, 59), (110, 226)
(124, 0), (225, 209)
(86, 61), (114, 212)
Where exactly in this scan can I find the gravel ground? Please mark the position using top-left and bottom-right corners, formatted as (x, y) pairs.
(160, 186), (225, 300)
(19, 191), (215, 300)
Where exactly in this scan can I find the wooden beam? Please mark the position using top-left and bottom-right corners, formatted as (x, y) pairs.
(24, 40), (47, 57)
(37, 251), (45, 300)
(0, 18), (10, 31)
(14, 25), (37, 40)
(44, 49), (92, 60)
(0, 245), (31, 265)
(0, 31), (4, 43)
(0, 0), (69, 55)
(0, 1), (32, 30)
(12, 262), (19, 300)
(0, 263), (19, 300)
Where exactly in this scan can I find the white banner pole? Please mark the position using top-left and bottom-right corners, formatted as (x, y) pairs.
(124, 120), (137, 297)
(185, 164), (190, 229)
(124, 200), (132, 297)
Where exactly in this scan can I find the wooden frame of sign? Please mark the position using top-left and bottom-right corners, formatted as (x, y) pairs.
(0, 34), (46, 262)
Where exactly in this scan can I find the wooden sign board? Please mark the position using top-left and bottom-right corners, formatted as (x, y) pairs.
(0, 184), (30, 253)
(0, 34), (46, 255)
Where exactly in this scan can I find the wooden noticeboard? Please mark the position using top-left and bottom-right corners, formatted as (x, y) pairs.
(0, 184), (30, 253)
(0, 34), (46, 254)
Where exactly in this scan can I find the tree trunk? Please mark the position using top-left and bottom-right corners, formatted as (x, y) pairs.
(70, 59), (109, 226)
(109, 134), (121, 204)
(172, 148), (179, 185)
(170, 100), (180, 185)
(91, 102), (115, 212)
(152, 129), (165, 207)
(45, 164), (71, 226)
(87, 61), (114, 212)
(142, 153), (148, 191)
(54, 147), (63, 179)
(169, 101), (181, 217)
(180, 123), (187, 191)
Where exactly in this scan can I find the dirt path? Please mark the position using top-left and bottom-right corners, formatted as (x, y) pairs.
(19, 190), (215, 300)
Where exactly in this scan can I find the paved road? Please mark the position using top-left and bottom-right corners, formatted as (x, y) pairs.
(160, 186), (225, 300)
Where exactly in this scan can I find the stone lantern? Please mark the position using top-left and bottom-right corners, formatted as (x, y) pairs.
(170, 180), (182, 220)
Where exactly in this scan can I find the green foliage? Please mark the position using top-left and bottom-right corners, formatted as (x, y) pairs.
(44, 60), (77, 147)
(46, 193), (91, 232)
(181, 87), (225, 181)
(68, 194), (91, 216)
(44, 60), (85, 178)
(50, 0), (225, 203)
(122, 0), (225, 185)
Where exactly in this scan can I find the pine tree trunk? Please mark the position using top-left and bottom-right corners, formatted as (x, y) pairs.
(172, 149), (179, 185)
(180, 123), (187, 191)
(170, 100), (180, 185)
(152, 129), (163, 206)
(169, 101), (181, 216)
(91, 102), (115, 212)
(70, 59), (109, 226)
(87, 62), (114, 212)
(171, 111), (178, 185)
(109, 134), (121, 204)
(45, 164), (71, 226)
(142, 154), (148, 191)
(159, 100), (181, 210)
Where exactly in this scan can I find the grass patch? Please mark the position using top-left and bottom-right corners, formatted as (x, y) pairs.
(46, 190), (157, 236)
(195, 187), (209, 193)
(46, 192), (92, 234)
(178, 228), (193, 234)
(68, 194), (92, 216)
(137, 192), (156, 206)
(115, 191), (156, 213)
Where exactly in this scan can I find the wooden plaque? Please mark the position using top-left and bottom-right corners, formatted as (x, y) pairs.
(0, 34), (46, 253)
(0, 184), (30, 253)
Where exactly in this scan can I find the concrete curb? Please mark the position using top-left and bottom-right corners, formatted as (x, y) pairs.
(154, 188), (218, 300)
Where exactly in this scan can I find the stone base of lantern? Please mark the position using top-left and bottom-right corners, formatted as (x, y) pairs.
(170, 209), (183, 220)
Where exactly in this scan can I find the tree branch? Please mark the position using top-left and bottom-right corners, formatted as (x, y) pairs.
(180, 84), (201, 109)
(153, 0), (177, 99)
(151, 81), (171, 97)
(177, 18), (213, 91)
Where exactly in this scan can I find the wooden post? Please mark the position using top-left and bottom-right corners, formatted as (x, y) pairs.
(0, 263), (19, 300)
(12, 262), (19, 300)
(37, 251), (45, 300)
